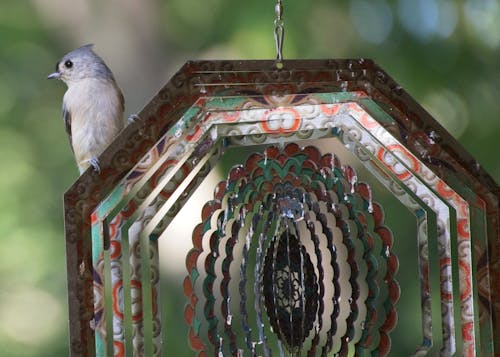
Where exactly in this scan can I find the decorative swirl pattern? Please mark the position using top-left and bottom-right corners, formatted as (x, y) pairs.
(184, 144), (399, 356)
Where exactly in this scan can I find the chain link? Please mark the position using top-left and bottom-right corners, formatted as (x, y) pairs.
(274, 0), (284, 62)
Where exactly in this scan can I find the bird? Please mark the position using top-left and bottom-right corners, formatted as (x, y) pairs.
(48, 44), (124, 174)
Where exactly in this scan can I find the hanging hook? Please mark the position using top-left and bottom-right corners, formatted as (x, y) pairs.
(274, 0), (285, 66)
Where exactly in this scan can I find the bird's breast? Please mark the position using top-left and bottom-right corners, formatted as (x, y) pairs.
(64, 78), (124, 163)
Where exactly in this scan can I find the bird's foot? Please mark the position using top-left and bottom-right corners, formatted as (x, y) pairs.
(127, 113), (140, 124)
(89, 157), (101, 174)
(128, 113), (146, 136)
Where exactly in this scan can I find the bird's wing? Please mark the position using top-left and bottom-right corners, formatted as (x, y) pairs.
(62, 101), (74, 153)
(118, 87), (125, 114)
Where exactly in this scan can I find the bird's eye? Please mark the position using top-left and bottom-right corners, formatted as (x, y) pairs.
(64, 60), (73, 69)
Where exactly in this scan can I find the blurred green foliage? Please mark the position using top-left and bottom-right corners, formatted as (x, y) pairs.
(0, 0), (498, 356)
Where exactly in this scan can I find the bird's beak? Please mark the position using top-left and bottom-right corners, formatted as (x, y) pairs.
(47, 71), (61, 79)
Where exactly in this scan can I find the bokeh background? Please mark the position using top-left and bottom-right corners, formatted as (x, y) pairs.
(0, 0), (499, 356)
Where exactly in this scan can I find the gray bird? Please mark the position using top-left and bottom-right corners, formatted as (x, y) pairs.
(48, 44), (124, 174)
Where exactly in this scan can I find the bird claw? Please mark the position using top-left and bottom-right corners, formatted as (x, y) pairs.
(89, 157), (101, 174)
(128, 113), (146, 136)
(127, 114), (140, 124)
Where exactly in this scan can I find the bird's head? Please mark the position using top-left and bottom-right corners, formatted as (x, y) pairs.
(48, 44), (114, 85)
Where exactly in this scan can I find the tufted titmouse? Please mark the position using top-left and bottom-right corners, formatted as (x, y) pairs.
(48, 44), (124, 174)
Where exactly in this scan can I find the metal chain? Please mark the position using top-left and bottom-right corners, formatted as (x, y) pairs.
(274, 0), (284, 62)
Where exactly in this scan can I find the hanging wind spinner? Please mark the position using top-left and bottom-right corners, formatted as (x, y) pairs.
(185, 144), (398, 356)
(63, 1), (499, 356)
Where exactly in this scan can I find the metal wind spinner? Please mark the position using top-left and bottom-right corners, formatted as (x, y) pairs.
(63, 1), (500, 356)
(185, 144), (398, 356)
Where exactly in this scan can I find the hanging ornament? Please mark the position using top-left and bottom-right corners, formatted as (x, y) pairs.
(262, 227), (319, 353)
